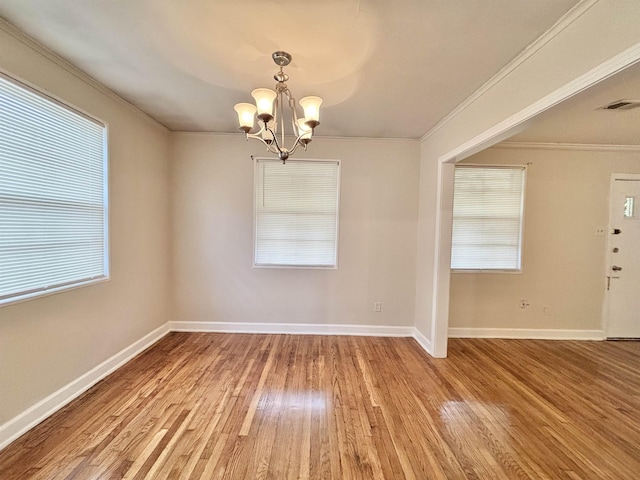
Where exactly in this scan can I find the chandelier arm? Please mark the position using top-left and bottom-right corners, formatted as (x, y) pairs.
(288, 134), (309, 156)
(265, 122), (284, 154)
(245, 127), (281, 154)
(250, 136), (276, 152)
(288, 140), (302, 156)
(245, 121), (268, 140)
(245, 129), (263, 141)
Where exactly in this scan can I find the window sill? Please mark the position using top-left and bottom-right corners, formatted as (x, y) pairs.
(451, 269), (522, 274)
(0, 277), (110, 308)
(253, 264), (338, 270)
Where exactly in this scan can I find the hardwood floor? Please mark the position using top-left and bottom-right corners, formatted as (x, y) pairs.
(1, 333), (640, 479)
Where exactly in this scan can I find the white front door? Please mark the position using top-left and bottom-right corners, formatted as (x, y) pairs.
(606, 174), (640, 338)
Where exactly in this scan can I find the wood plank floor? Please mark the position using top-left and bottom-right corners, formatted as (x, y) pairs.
(1, 334), (640, 479)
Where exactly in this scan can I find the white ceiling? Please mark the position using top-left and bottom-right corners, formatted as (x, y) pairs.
(509, 60), (640, 145)
(0, 0), (580, 138)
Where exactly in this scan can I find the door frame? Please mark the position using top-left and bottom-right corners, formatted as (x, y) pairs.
(429, 43), (640, 358)
(602, 173), (640, 337)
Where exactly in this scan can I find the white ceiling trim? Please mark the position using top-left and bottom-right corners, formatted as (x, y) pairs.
(435, 40), (640, 164)
(0, 17), (169, 132)
(496, 141), (640, 152)
(170, 131), (419, 144)
(420, 0), (598, 144)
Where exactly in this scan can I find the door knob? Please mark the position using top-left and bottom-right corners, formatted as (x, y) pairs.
(612, 265), (622, 271)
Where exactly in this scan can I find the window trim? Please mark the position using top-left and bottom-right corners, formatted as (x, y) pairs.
(450, 164), (526, 274)
(252, 157), (341, 269)
(0, 70), (110, 307)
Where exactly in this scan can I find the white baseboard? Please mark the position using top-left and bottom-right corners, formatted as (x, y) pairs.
(412, 328), (433, 355)
(0, 323), (170, 452)
(169, 321), (414, 337)
(172, 321), (437, 359)
(448, 327), (605, 340)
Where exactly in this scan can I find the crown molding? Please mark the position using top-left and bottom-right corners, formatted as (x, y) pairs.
(419, 0), (599, 144)
(311, 135), (418, 143)
(496, 141), (640, 152)
(437, 41), (640, 164)
(170, 131), (420, 143)
(170, 131), (240, 138)
(0, 17), (169, 133)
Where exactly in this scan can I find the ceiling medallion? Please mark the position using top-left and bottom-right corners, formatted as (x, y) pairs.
(233, 51), (322, 163)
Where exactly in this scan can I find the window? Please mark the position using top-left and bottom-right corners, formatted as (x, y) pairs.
(254, 158), (340, 268)
(624, 196), (636, 218)
(0, 73), (108, 306)
(451, 165), (525, 271)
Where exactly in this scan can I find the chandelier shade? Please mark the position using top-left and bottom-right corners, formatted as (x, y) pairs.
(299, 96), (322, 125)
(233, 103), (257, 131)
(251, 88), (277, 121)
(233, 51), (322, 163)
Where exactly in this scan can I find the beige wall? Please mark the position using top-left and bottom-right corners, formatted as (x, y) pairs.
(0, 25), (172, 424)
(171, 133), (419, 327)
(450, 145), (640, 331)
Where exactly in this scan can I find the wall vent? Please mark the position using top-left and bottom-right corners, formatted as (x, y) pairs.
(599, 100), (640, 111)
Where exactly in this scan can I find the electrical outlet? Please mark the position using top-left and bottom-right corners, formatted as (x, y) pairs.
(374, 302), (382, 312)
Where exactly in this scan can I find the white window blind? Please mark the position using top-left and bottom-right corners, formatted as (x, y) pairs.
(254, 158), (340, 267)
(451, 165), (525, 271)
(0, 73), (108, 305)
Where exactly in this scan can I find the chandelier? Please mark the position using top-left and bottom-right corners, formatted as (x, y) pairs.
(233, 51), (322, 163)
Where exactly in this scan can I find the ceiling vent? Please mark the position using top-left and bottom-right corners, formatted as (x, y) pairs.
(599, 100), (640, 111)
